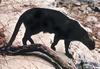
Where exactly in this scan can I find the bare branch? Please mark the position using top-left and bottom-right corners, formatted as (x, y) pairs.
(0, 44), (77, 69)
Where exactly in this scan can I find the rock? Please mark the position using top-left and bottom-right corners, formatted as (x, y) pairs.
(95, 24), (100, 28)
(91, 7), (100, 12)
(0, 55), (55, 69)
(0, 0), (100, 69)
(69, 41), (100, 69)
(86, 7), (93, 12)
(86, 16), (98, 22)
(77, 0), (94, 3)
(97, 32), (100, 39)
(54, 0), (98, 6)
(74, 1), (81, 6)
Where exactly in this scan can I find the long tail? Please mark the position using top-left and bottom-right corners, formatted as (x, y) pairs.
(7, 18), (23, 46)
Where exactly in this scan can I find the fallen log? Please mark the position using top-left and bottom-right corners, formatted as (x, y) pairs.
(0, 44), (76, 69)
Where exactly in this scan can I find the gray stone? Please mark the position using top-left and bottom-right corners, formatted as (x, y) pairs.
(69, 41), (100, 68)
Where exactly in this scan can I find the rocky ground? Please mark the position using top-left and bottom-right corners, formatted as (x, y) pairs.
(0, 0), (100, 69)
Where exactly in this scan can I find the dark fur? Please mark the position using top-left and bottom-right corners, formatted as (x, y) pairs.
(7, 8), (95, 58)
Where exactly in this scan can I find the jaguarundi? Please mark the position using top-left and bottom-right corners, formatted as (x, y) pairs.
(7, 8), (95, 58)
